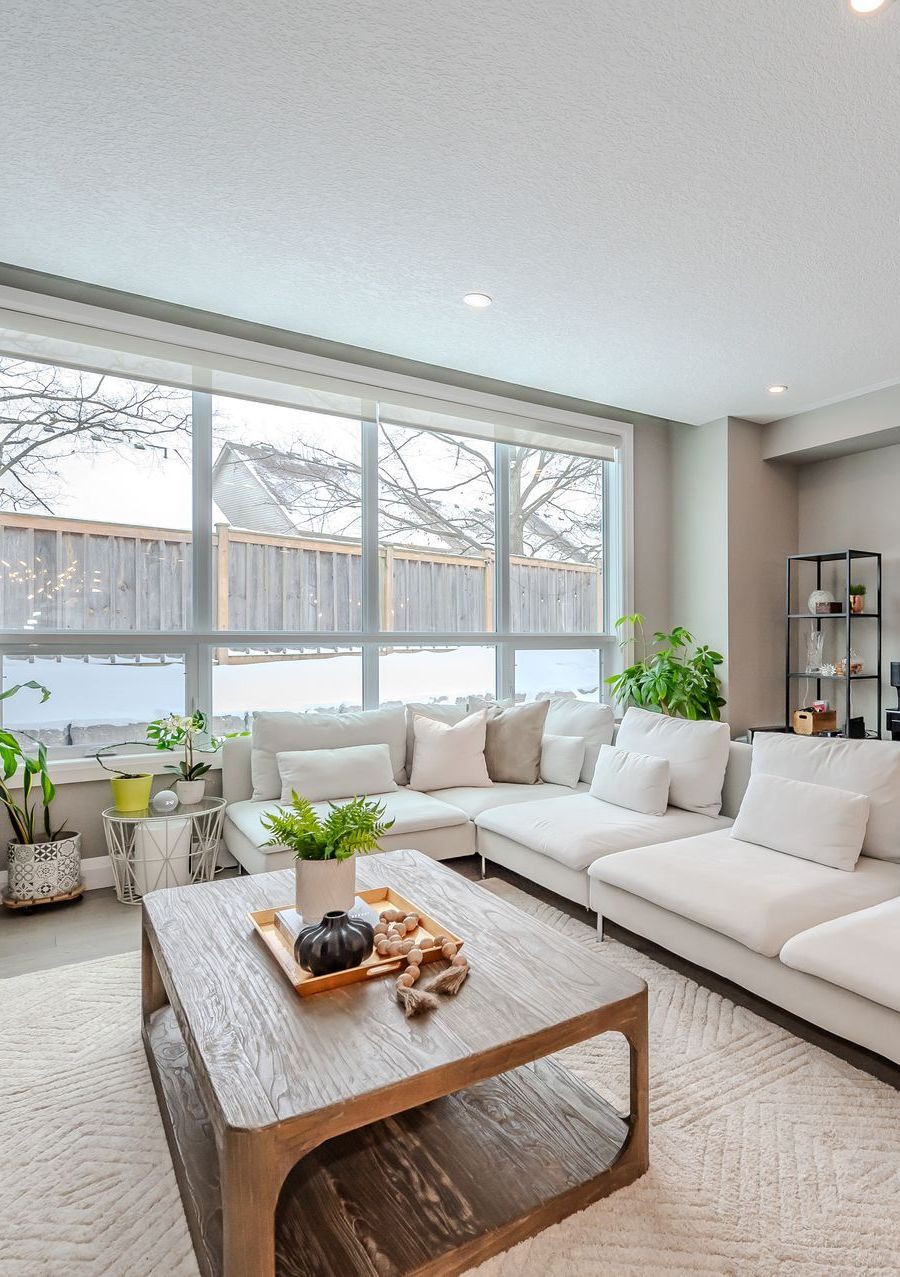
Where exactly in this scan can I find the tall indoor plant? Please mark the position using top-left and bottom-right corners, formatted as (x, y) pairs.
(0, 681), (82, 905)
(261, 791), (394, 919)
(606, 613), (726, 720)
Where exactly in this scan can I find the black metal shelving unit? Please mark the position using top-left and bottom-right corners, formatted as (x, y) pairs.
(785, 549), (882, 739)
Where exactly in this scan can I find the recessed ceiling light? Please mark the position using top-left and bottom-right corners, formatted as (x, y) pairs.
(850, 0), (893, 13)
(463, 292), (492, 309)
(768, 384), (788, 394)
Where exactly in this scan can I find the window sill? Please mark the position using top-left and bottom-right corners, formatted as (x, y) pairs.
(6, 751), (222, 788)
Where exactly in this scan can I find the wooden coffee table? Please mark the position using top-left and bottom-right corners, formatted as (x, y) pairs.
(142, 849), (648, 1277)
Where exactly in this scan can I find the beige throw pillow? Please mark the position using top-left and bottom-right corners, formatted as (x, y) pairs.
(408, 710), (492, 791)
(484, 700), (550, 784)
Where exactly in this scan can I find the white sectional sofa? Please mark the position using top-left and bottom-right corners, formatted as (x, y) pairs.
(221, 702), (900, 1065)
(589, 731), (900, 1065)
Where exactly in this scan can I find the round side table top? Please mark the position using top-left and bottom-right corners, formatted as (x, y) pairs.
(102, 796), (227, 823)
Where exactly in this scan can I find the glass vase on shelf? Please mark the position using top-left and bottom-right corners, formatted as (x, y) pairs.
(805, 628), (825, 674)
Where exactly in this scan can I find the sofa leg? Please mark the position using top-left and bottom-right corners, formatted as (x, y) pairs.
(480, 855), (486, 880)
(597, 913), (605, 941)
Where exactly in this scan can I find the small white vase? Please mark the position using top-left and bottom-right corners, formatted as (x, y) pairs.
(295, 857), (356, 923)
(175, 779), (206, 806)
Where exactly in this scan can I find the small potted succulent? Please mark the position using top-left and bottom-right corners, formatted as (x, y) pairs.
(146, 711), (218, 805)
(261, 791), (394, 921)
(849, 583), (867, 615)
(0, 680), (82, 905)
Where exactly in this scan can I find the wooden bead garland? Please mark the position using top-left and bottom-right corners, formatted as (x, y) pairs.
(377, 909), (469, 1015)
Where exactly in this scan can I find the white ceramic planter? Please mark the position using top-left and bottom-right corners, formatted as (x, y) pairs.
(295, 856), (356, 923)
(132, 818), (192, 896)
(175, 779), (206, 806)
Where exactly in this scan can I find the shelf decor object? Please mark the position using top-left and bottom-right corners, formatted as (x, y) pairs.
(102, 796), (226, 904)
(785, 549), (882, 738)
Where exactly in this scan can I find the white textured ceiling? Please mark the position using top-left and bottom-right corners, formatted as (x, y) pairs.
(5, 0), (900, 425)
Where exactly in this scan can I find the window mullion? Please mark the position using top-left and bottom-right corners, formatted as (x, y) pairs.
(190, 390), (214, 716)
(360, 410), (379, 708)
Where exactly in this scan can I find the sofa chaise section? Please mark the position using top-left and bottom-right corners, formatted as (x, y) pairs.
(588, 834), (900, 1063)
(476, 795), (732, 907)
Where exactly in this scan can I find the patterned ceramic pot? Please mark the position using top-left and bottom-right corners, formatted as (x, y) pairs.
(6, 832), (82, 903)
(294, 910), (374, 976)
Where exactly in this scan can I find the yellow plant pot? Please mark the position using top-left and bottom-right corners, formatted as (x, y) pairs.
(110, 774), (153, 813)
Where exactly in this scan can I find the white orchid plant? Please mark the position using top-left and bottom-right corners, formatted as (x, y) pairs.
(146, 710), (218, 781)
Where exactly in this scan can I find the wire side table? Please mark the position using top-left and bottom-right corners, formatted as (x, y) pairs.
(102, 797), (226, 904)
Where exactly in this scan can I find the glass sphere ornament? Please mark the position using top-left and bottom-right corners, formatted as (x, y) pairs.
(808, 589), (835, 613)
(150, 788), (179, 814)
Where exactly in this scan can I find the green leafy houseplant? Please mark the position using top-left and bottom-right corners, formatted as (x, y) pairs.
(261, 791), (395, 860)
(606, 613), (726, 721)
(0, 680), (68, 843)
(849, 584), (867, 597)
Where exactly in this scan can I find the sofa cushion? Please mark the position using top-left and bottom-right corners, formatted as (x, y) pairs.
(590, 744), (670, 817)
(485, 700), (549, 784)
(476, 793), (730, 872)
(409, 710), (492, 791)
(751, 732), (900, 863)
(614, 707), (731, 817)
(251, 705), (407, 800)
(780, 897), (900, 1014)
(432, 780), (589, 820)
(542, 698), (615, 782)
(588, 830), (900, 957)
(731, 773), (869, 872)
(539, 735), (586, 788)
(228, 788), (469, 853)
(403, 702), (468, 777)
(276, 743), (397, 804)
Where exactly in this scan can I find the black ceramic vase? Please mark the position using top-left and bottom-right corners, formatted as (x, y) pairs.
(294, 910), (375, 976)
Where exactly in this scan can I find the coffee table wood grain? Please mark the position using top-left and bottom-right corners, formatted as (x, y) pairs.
(142, 849), (649, 1277)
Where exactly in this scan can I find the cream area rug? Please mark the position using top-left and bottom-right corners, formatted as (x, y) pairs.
(0, 883), (897, 1277)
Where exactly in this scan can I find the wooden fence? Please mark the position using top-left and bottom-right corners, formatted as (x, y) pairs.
(0, 513), (602, 637)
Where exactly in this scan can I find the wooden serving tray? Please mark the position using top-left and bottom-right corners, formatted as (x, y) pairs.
(249, 886), (464, 998)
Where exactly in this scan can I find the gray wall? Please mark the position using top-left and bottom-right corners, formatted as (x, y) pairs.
(797, 442), (900, 734)
(632, 420), (673, 636)
(668, 417), (797, 735)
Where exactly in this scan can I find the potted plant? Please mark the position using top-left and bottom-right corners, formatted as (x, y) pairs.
(0, 682), (82, 906)
(95, 745), (154, 813)
(261, 791), (394, 920)
(849, 583), (867, 615)
(606, 613), (726, 720)
(146, 711), (217, 805)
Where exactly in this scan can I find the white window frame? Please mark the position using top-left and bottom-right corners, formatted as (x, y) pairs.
(0, 300), (633, 757)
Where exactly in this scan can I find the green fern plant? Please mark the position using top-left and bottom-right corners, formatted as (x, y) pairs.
(260, 791), (394, 861)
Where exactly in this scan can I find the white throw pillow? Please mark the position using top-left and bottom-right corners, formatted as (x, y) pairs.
(542, 698), (615, 782)
(276, 744), (397, 804)
(732, 773), (870, 872)
(540, 734), (586, 788)
(614, 707), (730, 817)
(751, 733), (900, 864)
(408, 710), (492, 791)
(403, 702), (468, 777)
(590, 744), (670, 816)
(251, 705), (407, 800)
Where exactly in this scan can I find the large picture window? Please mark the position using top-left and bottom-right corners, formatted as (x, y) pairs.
(0, 351), (622, 752)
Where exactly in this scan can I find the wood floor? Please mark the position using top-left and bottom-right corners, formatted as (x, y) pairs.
(2, 854), (897, 1089)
